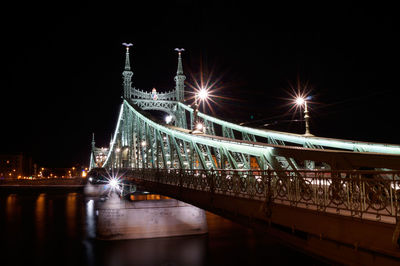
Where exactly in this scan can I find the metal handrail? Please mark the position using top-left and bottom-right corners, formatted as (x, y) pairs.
(94, 168), (400, 224)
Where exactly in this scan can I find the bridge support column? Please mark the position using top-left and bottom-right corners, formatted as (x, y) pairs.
(96, 192), (208, 240)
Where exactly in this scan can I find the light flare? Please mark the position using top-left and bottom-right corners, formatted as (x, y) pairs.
(165, 115), (173, 124)
(295, 97), (305, 106)
(196, 123), (204, 131)
(94, 168), (126, 196)
(277, 78), (315, 124)
(198, 88), (209, 101)
(185, 58), (234, 116)
(109, 178), (120, 189)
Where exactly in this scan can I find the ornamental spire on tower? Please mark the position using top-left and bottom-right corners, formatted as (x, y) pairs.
(174, 48), (186, 102)
(175, 48), (184, 75)
(89, 133), (96, 170)
(91, 133), (95, 151)
(122, 42), (133, 99)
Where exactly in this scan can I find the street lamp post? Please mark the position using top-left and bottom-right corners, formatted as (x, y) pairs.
(191, 88), (208, 134)
(193, 95), (199, 126)
(303, 100), (311, 136)
(295, 97), (313, 136)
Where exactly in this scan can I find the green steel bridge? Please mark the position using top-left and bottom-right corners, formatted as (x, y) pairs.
(88, 44), (400, 265)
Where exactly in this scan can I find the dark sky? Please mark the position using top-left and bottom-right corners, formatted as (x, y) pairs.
(1, 1), (399, 168)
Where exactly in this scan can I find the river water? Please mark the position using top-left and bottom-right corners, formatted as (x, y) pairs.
(0, 190), (327, 266)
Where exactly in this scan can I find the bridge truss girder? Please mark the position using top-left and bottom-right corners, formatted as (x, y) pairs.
(177, 103), (400, 157)
(91, 97), (400, 171)
(97, 100), (400, 173)
(101, 100), (283, 171)
(132, 99), (187, 129)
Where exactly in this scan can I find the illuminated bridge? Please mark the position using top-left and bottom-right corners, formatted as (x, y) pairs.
(89, 44), (400, 265)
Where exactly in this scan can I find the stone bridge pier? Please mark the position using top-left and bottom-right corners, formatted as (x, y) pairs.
(95, 191), (208, 240)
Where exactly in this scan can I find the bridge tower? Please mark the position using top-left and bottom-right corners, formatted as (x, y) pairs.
(122, 43), (133, 99)
(89, 133), (96, 170)
(174, 48), (186, 102)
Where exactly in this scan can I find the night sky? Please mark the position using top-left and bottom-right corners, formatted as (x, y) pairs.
(1, 1), (398, 168)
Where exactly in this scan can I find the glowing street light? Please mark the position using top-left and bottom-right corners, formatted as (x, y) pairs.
(106, 176), (124, 196)
(109, 178), (119, 189)
(191, 122), (204, 134)
(165, 115), (173, 124)
(198, 88), (209, 101)
(295, 97), (305, 106)
(196, 123), (203, 131)
(295, 96), (312, 136)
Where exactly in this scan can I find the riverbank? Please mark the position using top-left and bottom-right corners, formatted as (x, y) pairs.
(0, 178), (86, 191)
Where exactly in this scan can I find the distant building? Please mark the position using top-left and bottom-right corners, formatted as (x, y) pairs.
(39, 165), (88, 178)
(0, 152), (34, 178)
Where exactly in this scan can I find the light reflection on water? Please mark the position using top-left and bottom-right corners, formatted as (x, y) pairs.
(86, 199), (96, 239)
(35, 193), (46, 242)
(0, 191), (324, 266)
(6, 194), (18, 223)
(66, 192), (77, 237)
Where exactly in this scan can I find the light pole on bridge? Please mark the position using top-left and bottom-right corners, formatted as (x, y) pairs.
(295, 96), (313, 136)
(191, 88), (209, 134)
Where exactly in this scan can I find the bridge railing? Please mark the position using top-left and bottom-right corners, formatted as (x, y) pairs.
(94, 168), (400, 224)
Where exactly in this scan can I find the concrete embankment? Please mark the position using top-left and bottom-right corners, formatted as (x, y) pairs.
(0, 178), (87, 191)
(96, 192), (208, 240)
(83, 184), (209, 240)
